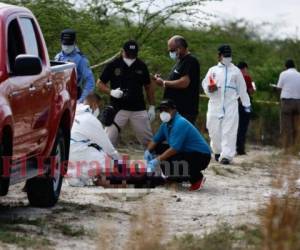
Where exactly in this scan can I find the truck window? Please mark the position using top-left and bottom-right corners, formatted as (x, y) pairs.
(19, 18), (40, 57)
(7, 19), (25, 72)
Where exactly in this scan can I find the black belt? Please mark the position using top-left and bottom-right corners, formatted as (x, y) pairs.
(88, 143), (102, 152)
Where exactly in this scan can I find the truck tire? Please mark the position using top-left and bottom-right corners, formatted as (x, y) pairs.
(26, 128), (67, 207)
(0, 143), (10, 196)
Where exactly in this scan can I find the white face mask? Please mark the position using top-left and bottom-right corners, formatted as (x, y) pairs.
(123, 58), (136, 67)
(221, 57), (232, 66)
(169, 51), (177, 60)
(160, 111), (172, 123)
(62, 45), (75, 55)
(92, 108), (100, 117)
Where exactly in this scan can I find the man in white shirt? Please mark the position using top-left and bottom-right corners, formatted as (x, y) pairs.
(277, 59), (300, 151)
(66, 95), (121, 186)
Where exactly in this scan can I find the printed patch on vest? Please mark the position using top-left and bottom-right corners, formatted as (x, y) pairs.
(135, 70), (143, 75)
(114, 68), (122, 76)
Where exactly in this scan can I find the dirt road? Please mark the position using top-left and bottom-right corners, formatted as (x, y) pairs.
(0, 146), (281, 250)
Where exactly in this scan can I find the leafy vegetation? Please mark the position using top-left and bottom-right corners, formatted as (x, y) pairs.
(3, 0), (299, 96)
(3, 0), (298, 144)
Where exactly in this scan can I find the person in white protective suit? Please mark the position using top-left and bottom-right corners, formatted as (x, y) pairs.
(202, 45), (251, 165)
(66, 94), (121, 186)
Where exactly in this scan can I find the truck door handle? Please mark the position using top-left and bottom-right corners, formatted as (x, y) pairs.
(9, 91), (20, 97)
(29, 86), (36, 92)
(46, 81), (53, 86)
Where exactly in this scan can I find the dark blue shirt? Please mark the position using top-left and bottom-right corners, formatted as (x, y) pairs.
(153, 113), (211, 154)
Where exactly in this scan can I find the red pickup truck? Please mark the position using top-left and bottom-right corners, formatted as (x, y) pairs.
(0, 3), (77, 207)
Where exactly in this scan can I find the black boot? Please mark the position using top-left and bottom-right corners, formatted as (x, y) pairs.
(215, 154), (220, 161)
(220, 158), (230, 165)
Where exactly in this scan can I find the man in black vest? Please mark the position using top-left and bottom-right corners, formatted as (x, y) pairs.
(97, 40), (155, 147)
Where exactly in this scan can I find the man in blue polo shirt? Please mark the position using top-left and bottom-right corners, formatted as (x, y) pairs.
(144, 99), (211, 191)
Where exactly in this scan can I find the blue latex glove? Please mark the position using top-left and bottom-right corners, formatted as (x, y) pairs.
(244, 106), (251, 113)
(144, 150), (154, 162)
(147, 158), (160, 172)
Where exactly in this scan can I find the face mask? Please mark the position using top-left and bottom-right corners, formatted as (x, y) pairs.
(123, 58), (136, 67)
(93, 108), (100, 118)
(169, 51), (177, 60)
(160, 111), (172, 123)
(221, 57), (232, 66)
(62, 45), (75, 55)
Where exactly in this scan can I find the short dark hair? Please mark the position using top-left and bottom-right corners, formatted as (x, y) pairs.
(174, 36), (188, 49)
(86, 93), (102, 103)
(285, 59), (295, 69)
(237, 61), (248, 70)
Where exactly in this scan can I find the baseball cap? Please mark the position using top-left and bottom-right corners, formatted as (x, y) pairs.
(61, 29), (76, 45)
(123, 40), (139, 57)
(156, 99), (177, 111)
(218, 44), (232, 57)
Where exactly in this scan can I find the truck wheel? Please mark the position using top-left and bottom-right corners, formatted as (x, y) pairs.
(26, 129), (67, 207)
(0, 143), (10, 196)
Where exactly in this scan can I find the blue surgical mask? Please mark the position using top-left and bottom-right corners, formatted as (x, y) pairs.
(62, 45), (75, 55)
(169, 51), (177, 60)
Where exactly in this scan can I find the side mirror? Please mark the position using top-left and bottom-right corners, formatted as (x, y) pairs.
(14, 54), (42, 76)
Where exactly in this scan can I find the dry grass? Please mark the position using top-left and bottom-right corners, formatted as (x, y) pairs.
(97, 223), (116, 250)
(94, 155), (300, 250)
(96, 197), (165, 250)
(126, 199), (165, 250)
(261, 196), (300, 250)
(260, 159), (300, 250)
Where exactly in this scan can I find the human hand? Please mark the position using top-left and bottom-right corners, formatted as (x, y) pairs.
(208, 84), (218, 93)
(147, 158), (159, 172)
(110, 88), (124, 99)
(153, 74), (164, 86)
(148, 105), (156, 122)
(144, 150), (154, 162)
(244, 106), (251, 113)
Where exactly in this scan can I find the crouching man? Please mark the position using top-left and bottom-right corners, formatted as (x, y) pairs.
(66, 93), (120, 186)
(144, 99), (211, 191)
